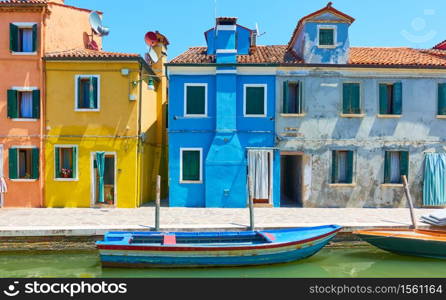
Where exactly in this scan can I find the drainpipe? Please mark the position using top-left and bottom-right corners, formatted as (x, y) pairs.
(39, 7), (47, 208)
(137, 64), (143, 207)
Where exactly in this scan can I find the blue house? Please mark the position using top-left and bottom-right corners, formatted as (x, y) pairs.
(166, 17), (280, 207)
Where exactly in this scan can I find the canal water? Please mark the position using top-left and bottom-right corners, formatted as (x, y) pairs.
(0, 245), (445, 278)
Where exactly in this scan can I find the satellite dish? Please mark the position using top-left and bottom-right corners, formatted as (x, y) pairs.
(147, 47), (159, 64)
(144, 32), (158, 47)
(89, 11), (109, 36)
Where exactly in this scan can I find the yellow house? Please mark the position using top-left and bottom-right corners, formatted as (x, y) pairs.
(44, 41), (167, 208)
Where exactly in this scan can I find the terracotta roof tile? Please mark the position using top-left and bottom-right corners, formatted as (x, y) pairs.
(169, 46), (446, 68)
(433, 40), (446, 50)
(0, 0), (47, 4)
(45, 48), (141, 60)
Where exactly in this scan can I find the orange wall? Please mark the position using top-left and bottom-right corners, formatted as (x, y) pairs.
(0, 9), (44, 207)
(45, 3), (102, 52)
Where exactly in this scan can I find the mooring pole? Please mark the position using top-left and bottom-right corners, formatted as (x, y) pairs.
(155, 175), (161, 231)
(402, 175), (417, 229)
(248, 175), (255, 231)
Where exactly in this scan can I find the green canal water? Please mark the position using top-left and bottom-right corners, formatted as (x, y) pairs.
(0, 246), (445, 278)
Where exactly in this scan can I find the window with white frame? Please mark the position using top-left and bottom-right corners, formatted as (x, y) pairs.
(10, 23), (37, 53)
(7, 88), (40, 119)
(184, 84), (207, 116)
(75, 75), (100, 110)
(8, 147), (39, 180)
(244, 84), (266, 117)
(180, 148), (202, 183)
(318, 26), (336, 47)
(55, 146), (78, 180)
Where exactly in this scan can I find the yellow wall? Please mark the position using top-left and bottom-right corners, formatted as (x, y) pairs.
(45, 60), (163, 208)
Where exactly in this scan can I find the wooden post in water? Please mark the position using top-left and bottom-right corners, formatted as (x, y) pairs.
(248, 175), (255, 231)
(402, 175), (417, 229)
(155, 175), (161, 231)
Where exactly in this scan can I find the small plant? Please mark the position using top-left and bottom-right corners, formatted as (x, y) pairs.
(61, 168), (72, 178)
(106, 188), (114, 204)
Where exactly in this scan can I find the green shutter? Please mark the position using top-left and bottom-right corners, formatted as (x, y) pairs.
(246, 86), (265, 115)
(319, 29), (334, 46)
(182, 150), (200, 181)
(298, 81), (303, 114)
(282, 81), (289, 113)
(186, 86), (205, 115)
(55, 147), (60, 178)
(77, 77), (83, 108)
(8, 148), (18, 179)
(392, 82), (402, 115)
(379, 84), (388, 114)
(342, 84), (350, 114)
(72, 147), (77, 179)
(7, 89), (18, 118)
(384, 151), (391, 183)
(351, 84), (360, 114)
(32, 24), (38, 52)
(438, 83), (446, 115)
(331, 150), (338, 183)
(9, 23), (18, 52)
(31, 148), (39, 179)
(346, 151), (354, 184)
(32, 89), (40, 119)
(343, 83), (360, 114)
(90, 77), (98, 109)
(400, 151), (409, 180)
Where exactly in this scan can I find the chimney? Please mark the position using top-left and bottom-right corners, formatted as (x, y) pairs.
(214, 17), (237, 64)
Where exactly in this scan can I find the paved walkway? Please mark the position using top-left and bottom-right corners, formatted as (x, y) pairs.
(0, 207), (442, 237)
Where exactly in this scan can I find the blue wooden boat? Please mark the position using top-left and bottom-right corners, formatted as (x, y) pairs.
(96, 225), (341, 268)
(354, 228), (446, 259)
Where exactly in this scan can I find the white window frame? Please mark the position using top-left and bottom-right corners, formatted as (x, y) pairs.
(10, 86), (39, 122)
(10, 145), (38, 182)
(317, 25), (337, 48)
(11, 22), (37, 56)
(436, 81), (446, 119)
(54, 145), (79, 182)
(74, 75), (101, 112)
(243, 84), (267, 117)
(184, 83), (208, 117)
(180, 148), (203, 184)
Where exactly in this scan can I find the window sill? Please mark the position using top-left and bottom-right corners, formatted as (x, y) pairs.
(377, 114), (401, 118)
(318, 45), (336, 49)
(180, 180), (203, 184)
(75, 109), (99, 112)
(280, 113), (305, 117)
(253, 203), (273, 208)
(11, 51), (37, 56)
(329, 183), (356, 188)
(436, 115), (446, 119)
(11, 118), (38, 122)
(10, 179), (37, 182)
(54, 178), (79, 182)
(340, 114), (365, 118)
(184, 115), (208, 118)
(381, 184), (404, 188)
(244, 115), (267, 118)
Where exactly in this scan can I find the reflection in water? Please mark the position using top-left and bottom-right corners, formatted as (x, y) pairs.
(0, 246), (445, 278)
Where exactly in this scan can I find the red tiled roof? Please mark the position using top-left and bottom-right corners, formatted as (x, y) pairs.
(287, 2), (355, 50)
(45, 48), (141, 60)
(434, 40), (446, 50)
(0, 0), (47, 4)
(169, 46), (446, 68)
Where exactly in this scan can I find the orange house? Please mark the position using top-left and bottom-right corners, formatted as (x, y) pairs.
(0, 0), (102, 207)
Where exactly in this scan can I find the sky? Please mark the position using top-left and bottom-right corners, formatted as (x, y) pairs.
(65, 0), (446, 59)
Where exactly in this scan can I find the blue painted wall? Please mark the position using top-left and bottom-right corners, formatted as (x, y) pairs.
(205, 25), (252, 55)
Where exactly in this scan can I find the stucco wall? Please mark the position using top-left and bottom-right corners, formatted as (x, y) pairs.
(276, 67), (446, 207)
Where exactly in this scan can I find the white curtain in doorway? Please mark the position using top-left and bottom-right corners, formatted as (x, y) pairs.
(248, 150), (271, 200)
(0, 146), (6, 196)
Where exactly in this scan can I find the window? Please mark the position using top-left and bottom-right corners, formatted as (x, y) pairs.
(184, 84), (207, 116)
(55, 146), (77, 180)
(75, 75), (99, 110)
(282, 81), (303, 114)
(244, 84), (266, 116)
(8, 147), (39, 180)
(379, 83), (402, 115)
(342, 83), (361, 114)
(438, 83), (446, 115)
(319, 27), (335, 46)
(180, 148), (202, 183)
(10, 23), (37, 53)
(7, 89), (40, 119)
(332, 150), (354, 184)
(384, 151), (409, 184)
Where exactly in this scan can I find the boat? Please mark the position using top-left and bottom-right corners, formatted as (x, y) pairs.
(96, 225), (341, 268)
(354, 228), (446, 259)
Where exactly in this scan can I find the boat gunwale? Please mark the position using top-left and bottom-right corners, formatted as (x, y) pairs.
(96, 227), (341, 252)
(354, 228), (446, 242)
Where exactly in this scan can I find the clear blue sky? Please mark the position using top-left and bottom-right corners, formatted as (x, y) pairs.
(65, 0), (445, 59)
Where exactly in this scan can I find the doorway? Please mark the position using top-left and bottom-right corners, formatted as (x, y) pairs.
(91, 152), (116, 207)
(247, 149), (273, 205)
(280, 153), (303, 207)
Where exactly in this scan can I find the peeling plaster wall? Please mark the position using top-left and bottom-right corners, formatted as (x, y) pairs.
(276, 68), (446, 208)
